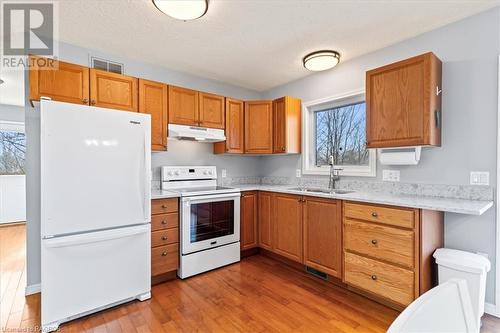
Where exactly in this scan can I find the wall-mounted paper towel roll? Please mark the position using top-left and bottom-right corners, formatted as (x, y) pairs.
(378, 147), (421, 165)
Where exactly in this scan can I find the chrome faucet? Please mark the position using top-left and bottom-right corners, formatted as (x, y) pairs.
(328, 156), (342, 191)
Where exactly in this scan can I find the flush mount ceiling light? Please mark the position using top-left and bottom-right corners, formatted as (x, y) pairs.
(303, 50), (341, 71)
(152, 0), (208, 20)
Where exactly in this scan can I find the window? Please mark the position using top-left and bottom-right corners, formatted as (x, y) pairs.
(303, 92), (376, 177)
(0, 122), (26, 175)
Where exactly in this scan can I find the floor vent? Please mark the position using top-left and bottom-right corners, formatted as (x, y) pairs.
(91, 57), (124, 74)
(306, 266), (328, 280)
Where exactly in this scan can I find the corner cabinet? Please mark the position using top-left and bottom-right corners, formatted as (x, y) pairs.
(139, 79), (168, 151)
(273, 96), (301, 154)
(29, 56), (90, 105)
(89, 69), (138, 111)
(214, 98), (245, 154)
(366, 52), (442, 148)
(244, 100), (273, 154)
(240, 191), (258, 250)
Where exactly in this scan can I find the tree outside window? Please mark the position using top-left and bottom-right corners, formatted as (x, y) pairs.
(0, 130), (26, 175)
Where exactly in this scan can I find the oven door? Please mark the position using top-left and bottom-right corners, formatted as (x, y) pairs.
(180, 193), (240, 255)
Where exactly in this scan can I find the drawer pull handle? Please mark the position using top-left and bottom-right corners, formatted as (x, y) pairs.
(162, 236), (168, 240)
(371, 239), (378, 245)
(161, 252), (168, 256)
(162, 204), (168, 208)
(371, 212), (378, 217)
(371, 275), (377, 281)
(161, 220), (167, 224)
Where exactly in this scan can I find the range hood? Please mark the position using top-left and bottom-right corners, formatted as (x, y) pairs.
(168, 124), (226, 143)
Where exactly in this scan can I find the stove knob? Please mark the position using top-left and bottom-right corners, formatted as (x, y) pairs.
(167, 171), (173, 176)
(203, 170), (208, 175)
(208, 170), (213, 175)
(174, 171), (180, 176)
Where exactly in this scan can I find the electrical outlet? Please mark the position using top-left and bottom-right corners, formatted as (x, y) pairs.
(221, 169), (227, 178)
(296, 169), (301, 178)
(382, 169), (400, 182)
(470, 171), (489, 185)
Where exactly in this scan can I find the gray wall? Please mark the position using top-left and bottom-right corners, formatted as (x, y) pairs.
(24, 42), (264, 289)
(262, 7), (500, 303)
(0, 104), (24, 123)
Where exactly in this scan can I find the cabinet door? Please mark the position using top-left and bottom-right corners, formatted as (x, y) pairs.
(366, 52), (441, 148)
(168, 85), (199, 126)
(258, 192), (273, 251)
(303, 197), (342, 277)
(214, 98), (244, 154)
(244, 101), (273, 154)
(29, 56), (89, 105)
(273, 97), (286, 153)
(139, 79), (168, 151)
(90, 69), (138, 111)
(241, 191), (258, 250)
(273, 193), (303, 263)
(273, 96), (301, 154)
(199, 92), (225, 129)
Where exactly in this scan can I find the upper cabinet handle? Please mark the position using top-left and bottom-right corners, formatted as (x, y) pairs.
(82, 98), (88, 104)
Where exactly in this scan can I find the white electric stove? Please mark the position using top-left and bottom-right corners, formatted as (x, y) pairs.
(161, 166), (241, 278)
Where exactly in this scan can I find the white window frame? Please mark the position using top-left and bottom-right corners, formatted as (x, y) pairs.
(302, 90), (376, 177)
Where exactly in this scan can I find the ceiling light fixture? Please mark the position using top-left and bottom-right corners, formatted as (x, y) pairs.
(303, 50), (341, 71)
(152, 0), (208, 21)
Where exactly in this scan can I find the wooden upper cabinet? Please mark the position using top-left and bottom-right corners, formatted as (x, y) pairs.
(273, 193), (303, 263)
(303, 197), (342, 278)
(214, 98), (244, 154)
(29, 56), (89, 105)
(240, 191), (258, 250)
(199, 92), (225, 129)
(244, 101), (273, 154)
(139, 79), (168, 151)
(90, 69), (138, 112)
(258, 191), (273, 251)
(366, 52), (442, 148)
(168, 85), (199, 126)
(273, 96), (301, 154)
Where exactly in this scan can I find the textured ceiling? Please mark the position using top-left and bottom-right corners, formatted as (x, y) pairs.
(58, 0), (499, 91)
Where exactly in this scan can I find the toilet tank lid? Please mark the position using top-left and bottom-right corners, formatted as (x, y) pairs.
(433, 248), (491, 274)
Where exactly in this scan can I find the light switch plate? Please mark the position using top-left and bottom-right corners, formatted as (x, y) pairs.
(470, 171), (489, 185)
(296, 169), (301, 178)
(382, 169), (400, 182)
(221, 169), (227, 178)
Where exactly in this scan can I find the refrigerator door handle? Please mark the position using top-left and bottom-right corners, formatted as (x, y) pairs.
(143, 130), (151, 221)
(43, 225), (150, 249)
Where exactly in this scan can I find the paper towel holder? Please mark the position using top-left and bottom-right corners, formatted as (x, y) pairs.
(378, 146), (421, 165)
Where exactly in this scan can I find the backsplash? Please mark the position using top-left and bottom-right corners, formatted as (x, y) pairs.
(221, 176), (494, 201)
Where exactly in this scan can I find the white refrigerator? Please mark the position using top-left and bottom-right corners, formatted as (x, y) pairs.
(39, 100), (152, 331)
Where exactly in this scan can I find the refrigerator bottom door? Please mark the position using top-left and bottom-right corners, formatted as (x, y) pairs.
(41, 224), (151, 331)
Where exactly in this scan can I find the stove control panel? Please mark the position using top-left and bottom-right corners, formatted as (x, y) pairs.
(161, 166), (217, 181)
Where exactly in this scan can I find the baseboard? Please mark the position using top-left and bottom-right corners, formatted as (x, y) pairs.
(485, 302), (500, 317)
(25, 283), (41, 296)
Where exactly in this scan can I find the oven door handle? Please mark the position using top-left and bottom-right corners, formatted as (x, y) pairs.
(181, 193), (241, 203)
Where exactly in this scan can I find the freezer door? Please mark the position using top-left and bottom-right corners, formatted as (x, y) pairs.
(41, 100), (151, 237)
(41, 224), (151, 328)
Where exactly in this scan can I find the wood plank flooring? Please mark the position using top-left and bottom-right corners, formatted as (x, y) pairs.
(1, 224), (500, 332)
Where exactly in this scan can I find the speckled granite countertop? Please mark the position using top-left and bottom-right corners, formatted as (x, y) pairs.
(235, 184), (493, 216)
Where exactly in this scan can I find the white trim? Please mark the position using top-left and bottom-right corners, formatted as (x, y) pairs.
(25, 283), (41, 296)
(0, 120), (24, 133)
(301, 90), (376, 177)
(493, 55), (500, 318)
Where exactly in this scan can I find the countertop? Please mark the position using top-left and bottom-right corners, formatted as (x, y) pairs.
(151, 184), (493, 215)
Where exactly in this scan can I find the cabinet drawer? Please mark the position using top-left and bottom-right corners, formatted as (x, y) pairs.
(344, 202), (415, 229)
(151, 213), (178, 231)
(344, 219), (415, 268)
(152, 198), (178, 215)
(151, 228), (179, 247)
(344, 252), (414, 306)
(152, 243), (178, 276)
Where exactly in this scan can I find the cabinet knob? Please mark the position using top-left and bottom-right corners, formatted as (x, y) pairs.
(371, 239), (378, 245)
(161, 220), (167, 224)
(162, 204), (168, 208)
(90, 100), (96, 105)
(371, 275), (377, 281)
(281, 146), (285, 151)
(82, 98), (88, 104)
(161, 252), (168, 256)
(371, 212), (378, 218)
(162, 236), (168, 240)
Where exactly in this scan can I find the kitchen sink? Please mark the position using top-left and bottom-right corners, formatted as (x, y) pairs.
(288, 187), (354, 195)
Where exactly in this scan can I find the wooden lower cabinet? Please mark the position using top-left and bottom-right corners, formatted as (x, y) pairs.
(240, 191), (258, 250)
(151, 198), (179, 283)
(273, 193), (303, 263)
(303, 197), (342, 278)
(258, 192), (273, 250)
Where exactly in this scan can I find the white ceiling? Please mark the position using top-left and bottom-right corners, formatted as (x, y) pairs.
(58, 0), (499, 91)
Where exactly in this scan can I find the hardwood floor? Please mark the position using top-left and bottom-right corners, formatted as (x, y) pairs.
(1, 224), (500, 332)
